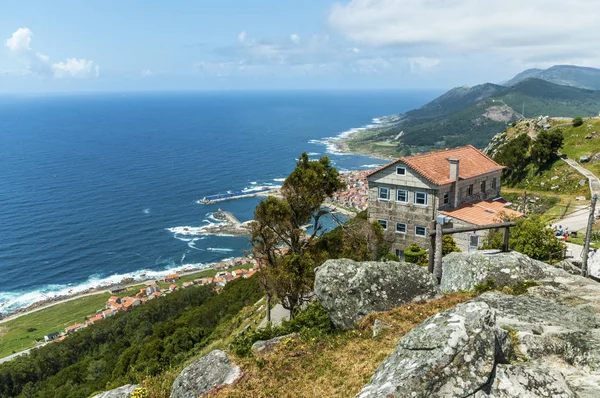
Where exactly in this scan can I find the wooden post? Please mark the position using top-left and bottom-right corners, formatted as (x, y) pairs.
(502, 218), (510, 252)
(428, 221), (436, 274)
(582, 195), (597, 277)
(434, 222), (443, 283)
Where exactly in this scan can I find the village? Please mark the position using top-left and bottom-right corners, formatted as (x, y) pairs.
(327, 169), (370, 212)
(42, 257), (259, 343)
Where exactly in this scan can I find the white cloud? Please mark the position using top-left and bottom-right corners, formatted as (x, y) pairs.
(290, 34), (300, 44)
(237, 30), (247, 44)
(5, 27), (100, 78)
(5, 27), (32, 52)
(141, 69), (154, 77)
(408, 57), (440, 71)
(328, 0), (600, 66)
(53, 58), (100, 78)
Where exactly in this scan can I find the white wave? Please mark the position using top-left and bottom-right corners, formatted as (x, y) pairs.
(307, 152), (320, 156)
(250, 181), (257, 185)
(143, 208), (150, 214)
(207, 247), (234, 252)
(273, 178), (286, 182)
(360, 164), (384, 168)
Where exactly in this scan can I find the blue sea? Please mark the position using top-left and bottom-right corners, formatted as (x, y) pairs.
(0, 90), (439, 315)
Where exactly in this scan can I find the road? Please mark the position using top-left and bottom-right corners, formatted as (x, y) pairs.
(259, 303), (290, 328)
(553, 157), (600, 232)
(0, 342), (48, 364)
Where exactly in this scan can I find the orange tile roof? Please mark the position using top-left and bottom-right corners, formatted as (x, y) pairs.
(367, 145), (505, 186)
(440, 199), (523, 226)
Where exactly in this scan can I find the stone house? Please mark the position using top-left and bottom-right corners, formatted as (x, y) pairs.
(366, 145), (522, 256)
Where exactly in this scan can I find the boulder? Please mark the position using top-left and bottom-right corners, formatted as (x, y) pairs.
(473, 363), (575, 397)
(314, 259), (439, 330)
(92, 385), (140, 398)
(356, 301), (511, 398)
(170, 350), (240, 398)
(251, 333), (297, 356)
(440, 251), (556, 293)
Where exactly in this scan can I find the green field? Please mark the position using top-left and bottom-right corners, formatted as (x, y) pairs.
(0, 293), (110, 358)
(0, 263), (255, 359)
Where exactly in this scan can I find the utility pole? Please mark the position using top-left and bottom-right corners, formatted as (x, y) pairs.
(522, 189), (527, 216)
(582, 195), (598, 277)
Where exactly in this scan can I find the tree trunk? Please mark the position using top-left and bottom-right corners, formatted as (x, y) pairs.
(266, 294), (272, 323)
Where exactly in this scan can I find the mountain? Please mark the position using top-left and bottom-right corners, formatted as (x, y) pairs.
(347, 78), (600, 154)
(504, 65), (600, 90)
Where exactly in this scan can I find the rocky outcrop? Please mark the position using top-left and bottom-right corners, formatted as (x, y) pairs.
(92, 385), (140, 398)
(359, 252), (600, 398)
(314, 259), (439, 329)
(170, 350), (240, 398)
(251, 333), (297, 356)
(440, 251), (556, 292)
(357, 301), (511, 397)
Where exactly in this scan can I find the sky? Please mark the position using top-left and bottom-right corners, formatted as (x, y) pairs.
(1, 0), (599, 92)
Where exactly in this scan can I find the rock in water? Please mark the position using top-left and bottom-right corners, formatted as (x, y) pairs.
(440, 251), (555, 292)
(92, 385), (140, 398)
(356, 301), (511, 397)
(170, 350), (240, 398)
(314, 259), (439, 330)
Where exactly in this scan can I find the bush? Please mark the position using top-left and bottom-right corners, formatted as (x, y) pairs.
(473, 278), (496, 295)
(131, 387), (149, 398)
(573, 116), (584, 127)
(404, 243), (427, 265)
(231, 302), (335, 356)
(381, 253), (400, 262)
(442, 235), (461, 256)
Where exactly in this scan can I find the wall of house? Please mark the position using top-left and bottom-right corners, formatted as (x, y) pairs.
(456, 170), (503, 205)
(367, 163), (438, 256)
(442, 218), (489, 253)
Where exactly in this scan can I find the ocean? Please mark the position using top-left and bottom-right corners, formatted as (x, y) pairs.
(0, 90), (439, 315)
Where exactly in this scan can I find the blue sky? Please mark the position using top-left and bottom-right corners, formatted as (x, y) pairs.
(1, 0), (598, 92)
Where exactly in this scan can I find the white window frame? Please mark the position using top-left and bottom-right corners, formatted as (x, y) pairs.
(378, 219), (388, 230)
(467, 184), (473, 196)
(396, 222), (407, 234)
(396, 189), (408, 203)
(396, 166), (406, 175)
(415, 226), (427, 237)
(378, 187), (390, 201)
(443, 192), (450, 205)
(414, 191), (428, 206)
(470, 235), (480, 249)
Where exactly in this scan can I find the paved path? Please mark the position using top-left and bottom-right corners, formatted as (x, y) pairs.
(259, 303), (290, 328)
(562, 157), (600, 198)
(0, 342), (47, 364)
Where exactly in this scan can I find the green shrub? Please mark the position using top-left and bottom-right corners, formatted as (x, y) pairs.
(573, 116), (584, 127)
(381, 253), (400, 262)
(509, 280), (539, 295)
(441, 235), (461, 256)
(473, 278), (496, 295)
(404, 243), (427, 265)
(231, 302), (335, 356)
(131, 387), (149, 398)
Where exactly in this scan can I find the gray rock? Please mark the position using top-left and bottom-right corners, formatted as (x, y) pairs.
(356, 301), (511, 398)
(440, 251), (555, 293)
(580, 155), (591, 163)
(92, 385), (140, 398)
(474, 363), (575, 397)
(251, 333), (297, 356)
(314, 259), (439, 330)
(170, 350), (240, 398)
(372, 319), (392, 338)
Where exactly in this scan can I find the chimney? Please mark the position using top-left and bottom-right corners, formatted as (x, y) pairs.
(448, 158), (460, 181)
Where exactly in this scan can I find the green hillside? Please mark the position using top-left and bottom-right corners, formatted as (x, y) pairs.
(504, 65), (600, 90)
(346, 78), (600, 158)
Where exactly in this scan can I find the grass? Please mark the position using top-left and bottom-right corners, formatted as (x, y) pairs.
(211, 293), (473, 398)
(500, 187), (585, 221)
(558, 118), (600, 177)
(0, 293), (110, 358)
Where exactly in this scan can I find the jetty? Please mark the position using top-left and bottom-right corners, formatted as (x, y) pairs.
(199, 187), (272, 204)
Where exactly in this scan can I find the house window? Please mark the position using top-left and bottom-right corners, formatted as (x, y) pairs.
(443, 193), (449, 205)
(481, 181), (486, 193)
(470, 235), (480, 249)
(467, 184), (473, 196)
(378, 219), (388, 230)
(396, 189), (408, 203)
(415, 226), (427, 237)
(395, 249), (405, 261)
(491, 178), (497, 189)
(396, 222), (407, 234)
(378, 187), (390, 201)
(396, 167), (406, 175)
(414, 191), (428, 205)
